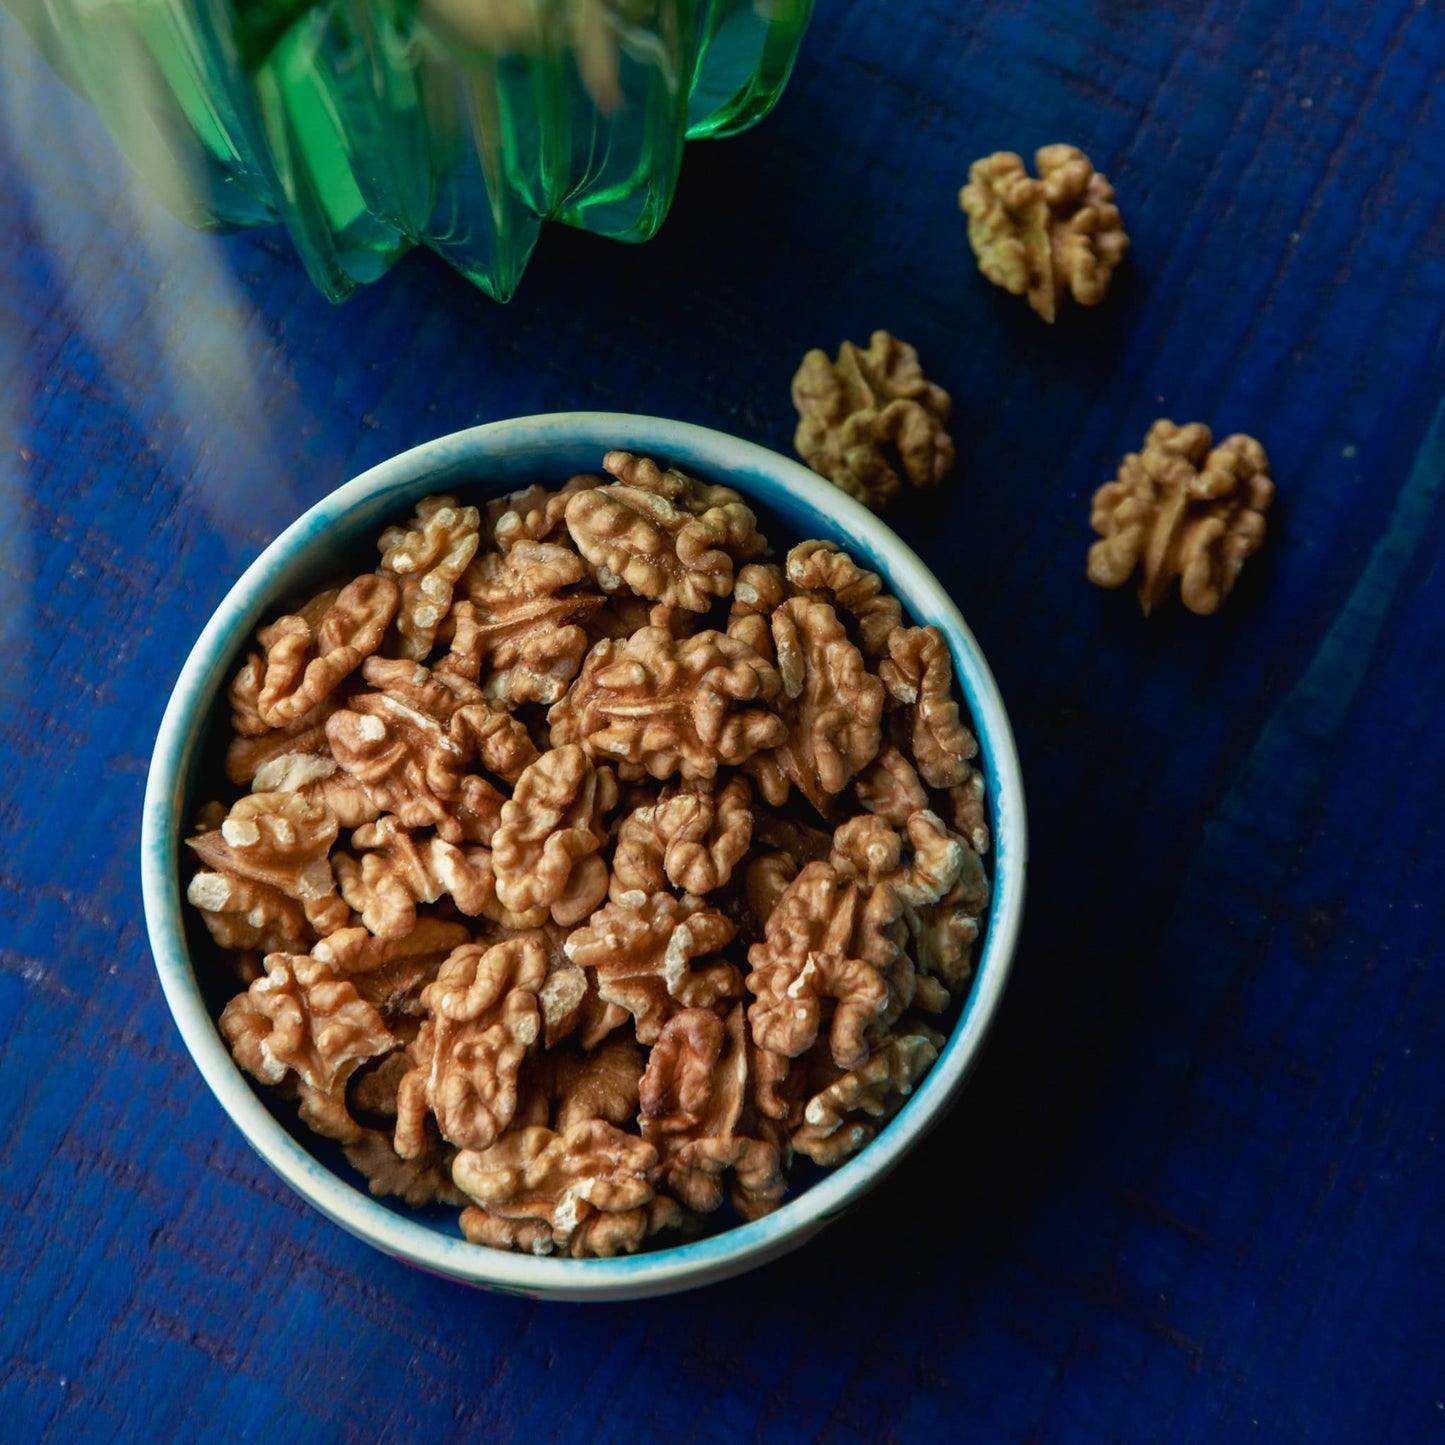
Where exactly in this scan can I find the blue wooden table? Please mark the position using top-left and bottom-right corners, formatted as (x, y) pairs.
(3, 2), (1443, 1440)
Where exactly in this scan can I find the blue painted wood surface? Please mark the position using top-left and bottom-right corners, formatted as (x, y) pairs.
(2, 1), (1442, 1439)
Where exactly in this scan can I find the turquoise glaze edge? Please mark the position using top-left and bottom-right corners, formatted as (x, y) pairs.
(140, 414), (1028, 1302)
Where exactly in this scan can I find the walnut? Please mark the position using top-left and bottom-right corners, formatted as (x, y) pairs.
(325, 692), (481, 844)
(452, 1119), (671, 1258)
(722, 563), (784, 657)
(533, 925), (586, 1049)
(749, 1034), (809, 1127)
(451, 704), (540, 784)
(730, 562), (787, 618)
(534, 930), (630, 1051)
(564, 454), (765, 612)
(488, 474), (604, 552)
(312, 918), (472, 1018)
(854, 743), (929, 827)
(457, 1210), (555, 1256)
(610, 777), (753, 899)
(565, 892), (741, 1043)
(601, 449), (761, 519)
(358, 657), (538, 786)
(831, 810), (982, 992)
(792, 331), (954, 511)
(223, 714), (332, 785)
(490, 745), (617, 927)
(792, 1028), (943, 1165)
(433, 598), (485, 682)
(227, 611), (341, 743)
(311, 917), (472, 976)
(563, 1192), (682, 1259)
(246, 751), (380, 830)
(250, 575), (399, 728)
(752, 949), (891, 1073)
(461, 541), (604, 704)
(292, 1079), (367, 1143)
(227, 649), (283, 739)
(747, 599), (884, 811)
(829, 810), (959, 902)
(1088, 420), (1274, 615)
(219, 951), (395, 1101)
(357, 653), (482, 719)
(521, 1037), (646, 1132)
(378, 495), (482, 660)
(640, 1007), (786, 1219)
(394, 935), (547, 1155)
(343, 1129), (467, 1208)
(784, 541), (902, 660)
(185, 871), (314, 955)
(187, 792), (348, 936)
(325, 658), (532, 845)
(549, 626), (787, 781)
(912, 858), (988, 989)
(675, 1136), (788, 1221)
(827, 813), (904, 888)
(879, 625), (976, 789)
(745, 860), (906, 1069)
(945, 767), (990, 855)
(640, 1009), (740, 1135)
(342, 1048), (466, 1204)
(332, 815), (498, 939)
(959, 145), (1129, 322)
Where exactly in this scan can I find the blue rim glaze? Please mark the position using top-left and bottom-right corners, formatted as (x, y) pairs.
(140, 414), (1028, 1301)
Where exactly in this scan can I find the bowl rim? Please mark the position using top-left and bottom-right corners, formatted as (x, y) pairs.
(140, 412), (1028, 1300)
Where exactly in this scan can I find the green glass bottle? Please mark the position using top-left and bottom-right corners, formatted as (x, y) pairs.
(6, 0), (813, 299)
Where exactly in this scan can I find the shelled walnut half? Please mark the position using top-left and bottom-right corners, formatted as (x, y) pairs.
(960, 144), (1128, 322)
(1088, 419), (1274, 615)
(792, 331), (954, 512)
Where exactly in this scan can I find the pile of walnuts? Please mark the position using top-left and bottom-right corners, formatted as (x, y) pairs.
(187, 451), (990, 1258)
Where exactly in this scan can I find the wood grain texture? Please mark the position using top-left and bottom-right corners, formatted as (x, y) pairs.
(2, 0), (1443, 1440)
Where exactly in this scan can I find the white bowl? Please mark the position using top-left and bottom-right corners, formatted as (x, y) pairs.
(141, 413), (1027, 1300)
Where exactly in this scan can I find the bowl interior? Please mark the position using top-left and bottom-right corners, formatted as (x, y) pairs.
(141, 413), (1027, 1300)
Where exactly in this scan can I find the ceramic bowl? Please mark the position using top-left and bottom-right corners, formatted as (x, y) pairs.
(140, 413), (1027, 1301)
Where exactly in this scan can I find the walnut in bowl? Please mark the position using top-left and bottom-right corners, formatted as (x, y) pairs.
(141, 414), (1026, 1300)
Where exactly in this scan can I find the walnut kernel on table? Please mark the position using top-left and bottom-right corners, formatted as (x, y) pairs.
(1088, 420), (1275, 615)
(188, 454), (993, 1258)
(791, 331), (955, 512)
(959, 145), (1129, 322)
